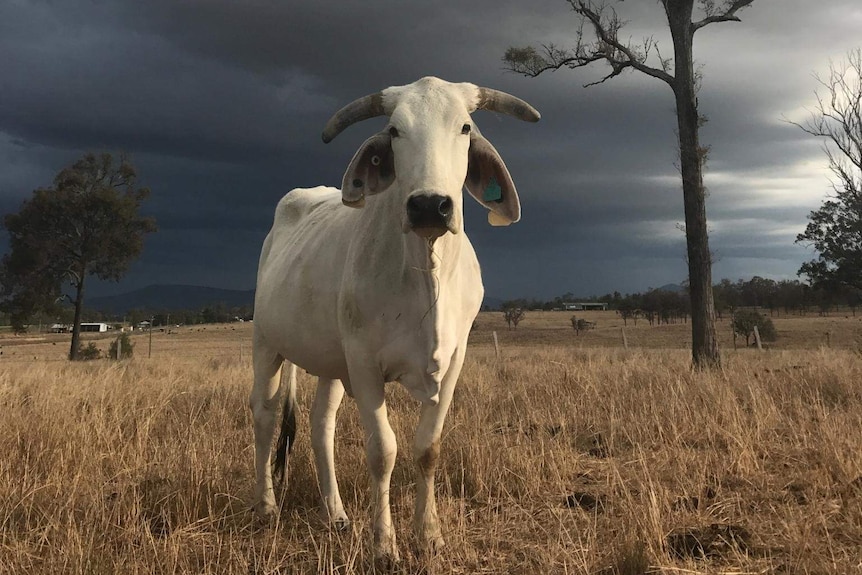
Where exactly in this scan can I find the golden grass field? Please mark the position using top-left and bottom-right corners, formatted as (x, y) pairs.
(1, 311), (861, 574)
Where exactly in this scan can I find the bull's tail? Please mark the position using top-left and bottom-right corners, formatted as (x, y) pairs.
(272, 363), (298, 485)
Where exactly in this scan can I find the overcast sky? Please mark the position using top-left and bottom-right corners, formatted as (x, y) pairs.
(1, 1), (859, 300)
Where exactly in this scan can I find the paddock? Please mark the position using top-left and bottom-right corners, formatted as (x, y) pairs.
(0, 313), (860, 573)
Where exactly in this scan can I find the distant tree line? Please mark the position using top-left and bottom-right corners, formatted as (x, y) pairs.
(496, 276), (861, 320)
(712, 277), (861, 317)
(4, 277), (857, 331)
(122, 302), (254, 327)
(0, 301), (253, 330)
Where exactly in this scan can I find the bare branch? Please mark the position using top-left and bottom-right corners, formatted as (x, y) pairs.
(504, 44), (592, 77)
(654, 43), (672, 74)
(504, 1), (674, 88)
(64, 267), (81, 286)
(575, 1), (674, 86)
(789, 50), (862, 186)
(692, 0), (755, 32)
(55, 293), (74, 305)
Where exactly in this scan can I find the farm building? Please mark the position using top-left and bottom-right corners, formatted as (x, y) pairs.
(50, 324), (69, 333)
(563, 302), (608, 311)
(80, 322), (110, 333)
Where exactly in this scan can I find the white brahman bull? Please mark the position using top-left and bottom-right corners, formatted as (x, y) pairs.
(250, 76), (539, 562)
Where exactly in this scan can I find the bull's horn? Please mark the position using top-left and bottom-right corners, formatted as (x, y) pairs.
(322, 92), (386, 143)
(476, 87), (541, 122)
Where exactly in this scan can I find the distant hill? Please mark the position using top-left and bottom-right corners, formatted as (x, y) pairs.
(657, 283), (684, 293)
(87, 284), (255, 315)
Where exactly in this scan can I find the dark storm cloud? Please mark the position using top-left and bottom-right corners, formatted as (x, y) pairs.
(0, 0), (858, 298)
(111, 1), (564, 89)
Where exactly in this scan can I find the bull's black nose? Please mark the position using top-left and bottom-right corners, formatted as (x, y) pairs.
(406, 194), (453, 230)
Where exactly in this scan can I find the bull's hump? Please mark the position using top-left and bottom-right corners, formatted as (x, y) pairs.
(276, 186), (341, 224)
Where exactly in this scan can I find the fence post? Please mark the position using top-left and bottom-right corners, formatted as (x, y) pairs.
(826, 331), (831, 348)
(116, 335), (121, 360)
(492, 331), (500, 362)
(753, 325), (763, 351)
(621, 327), (628, 350)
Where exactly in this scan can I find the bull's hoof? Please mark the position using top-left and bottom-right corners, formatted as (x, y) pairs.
(373, 549), (401, 571)
(320, 508), (351, 531)
(332, 514), (351, 532)
(252, 500), (278, 520)
(417, 529), (445, 554)
(424, 533), (445, 554)
(416, 518), (445, 553)
(373, 532), (400, 570)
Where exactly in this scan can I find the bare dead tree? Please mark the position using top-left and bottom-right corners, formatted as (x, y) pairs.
(505, 0), (757, 368)
(792, 50), (862, 183)
(791, 49), (862, 292)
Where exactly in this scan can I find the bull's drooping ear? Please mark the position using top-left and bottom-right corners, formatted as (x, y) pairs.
(464, 132), (521, 225)
(341, 132), (395, 207)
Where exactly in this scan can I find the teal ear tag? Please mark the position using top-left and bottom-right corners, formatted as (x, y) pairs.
(483, 176), (503, 203)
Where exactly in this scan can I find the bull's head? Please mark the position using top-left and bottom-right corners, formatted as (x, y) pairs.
(322, 77), (540, 239)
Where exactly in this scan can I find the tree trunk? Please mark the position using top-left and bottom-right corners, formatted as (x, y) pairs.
(667, 2), (721, 368)
(69, 274), (85, 361)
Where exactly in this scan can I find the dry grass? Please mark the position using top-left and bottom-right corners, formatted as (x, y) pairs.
(1, 318), (861, 574)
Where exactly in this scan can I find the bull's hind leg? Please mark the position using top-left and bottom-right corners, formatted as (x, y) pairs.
(249, 339), (285, 518)
(311, 377), (348, 528)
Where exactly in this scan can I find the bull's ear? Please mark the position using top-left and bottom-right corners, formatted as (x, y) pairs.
(464, 132), (521, 225)
(341, 132), (395, 207)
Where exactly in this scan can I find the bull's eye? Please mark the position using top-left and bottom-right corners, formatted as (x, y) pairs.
(461, 123), (471, 135)
(388, 126), (399, 138)
(371, 155), (381, 166)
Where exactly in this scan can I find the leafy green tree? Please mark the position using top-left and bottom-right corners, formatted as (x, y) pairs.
(794, 49), (862, 293)
(77, 342), (102, 361)
(502, 305), (526, 329)
(505, 0), (758, 369)
(108, 332), (134, 360)
(618, 306), (639, 326)
(775, 280), (807, 315)
(0, 153), (156, 360)
(712, 279), (735, 319)
(740, 276), (778, 314)
(201, 302), (233, 324)
(732, 309), (776, 346)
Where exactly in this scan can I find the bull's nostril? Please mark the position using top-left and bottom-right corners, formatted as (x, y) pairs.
(406, 193), (453, 231)
(437, 197), (453, 217)
(406, 196), (421, 214)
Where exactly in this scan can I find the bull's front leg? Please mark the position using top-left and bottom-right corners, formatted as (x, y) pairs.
(412, 345), (465, 551)
(352, 370), (399, 564)
(310, 377), (349, 528)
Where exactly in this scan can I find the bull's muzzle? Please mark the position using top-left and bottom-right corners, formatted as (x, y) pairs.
(405, 193), (454, 238)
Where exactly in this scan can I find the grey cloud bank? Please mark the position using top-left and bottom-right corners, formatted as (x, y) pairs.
(1, 1), (859, 300)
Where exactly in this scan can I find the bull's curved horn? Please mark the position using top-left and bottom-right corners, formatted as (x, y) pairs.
(322, 93), (387, 143)
(476, 87), (541, 122)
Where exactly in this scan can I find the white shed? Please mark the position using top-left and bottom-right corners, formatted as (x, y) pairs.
(80, 322), (110, 333)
